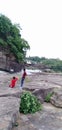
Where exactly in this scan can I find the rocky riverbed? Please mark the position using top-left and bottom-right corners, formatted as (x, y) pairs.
(0, 71), (62, 130)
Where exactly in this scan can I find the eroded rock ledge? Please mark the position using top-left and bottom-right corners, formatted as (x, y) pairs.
(0, 87), (62, 130)
(0, 72), (62, 130)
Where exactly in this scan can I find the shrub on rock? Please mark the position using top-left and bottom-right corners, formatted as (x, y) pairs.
(19, 91), (42, 114)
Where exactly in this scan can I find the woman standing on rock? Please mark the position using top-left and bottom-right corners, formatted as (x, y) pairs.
(20, 68), (27, 89)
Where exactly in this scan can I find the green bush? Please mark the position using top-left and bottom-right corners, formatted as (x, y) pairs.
(19, 91), (42, 114)
(45, 93), (53, 102)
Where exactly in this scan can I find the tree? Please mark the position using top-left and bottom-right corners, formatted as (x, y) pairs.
(0, 14), (30, 63)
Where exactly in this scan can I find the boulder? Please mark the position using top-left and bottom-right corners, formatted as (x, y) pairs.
(50, 88), (62, 108)
(32, 87), (54, 103)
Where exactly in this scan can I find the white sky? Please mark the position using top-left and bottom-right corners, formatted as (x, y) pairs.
(0, 0), (62, 59)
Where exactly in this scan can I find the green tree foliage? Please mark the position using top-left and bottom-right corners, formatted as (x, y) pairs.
(26, 56), (41, 63)
(0, 14), (30, 62)
(27, 56), (62, 72)
(42, 58), (62, 72)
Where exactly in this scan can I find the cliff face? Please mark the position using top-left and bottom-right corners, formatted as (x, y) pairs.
(0, 52), (23, 72)
(0, 58), (23, 72)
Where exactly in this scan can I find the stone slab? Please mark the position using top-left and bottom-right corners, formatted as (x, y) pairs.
(0, 96), (20, 130)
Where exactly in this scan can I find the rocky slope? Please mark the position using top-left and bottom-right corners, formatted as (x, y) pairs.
(0, 71), (62, 130)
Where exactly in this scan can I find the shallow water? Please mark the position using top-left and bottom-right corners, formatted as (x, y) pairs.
(26, 69), (42, 75)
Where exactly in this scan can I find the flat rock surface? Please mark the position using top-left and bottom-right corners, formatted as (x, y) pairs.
(12, 103), (62, 130)
(0, 97), (20, 130)
(0, 71), (62, 130)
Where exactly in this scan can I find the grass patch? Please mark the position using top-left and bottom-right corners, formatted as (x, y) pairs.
(45, 93), (53, 102)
